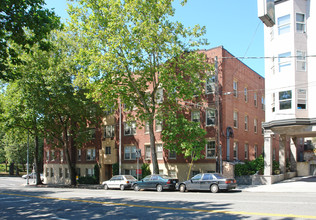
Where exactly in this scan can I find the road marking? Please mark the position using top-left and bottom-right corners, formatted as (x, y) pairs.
(1, 192), (316, 219)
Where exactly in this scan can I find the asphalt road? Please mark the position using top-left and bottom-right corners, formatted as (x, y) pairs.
(1, 177), (316, 219)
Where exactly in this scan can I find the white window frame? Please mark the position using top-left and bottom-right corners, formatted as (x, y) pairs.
(124, 145), (136, 160)
(233, 81), (238, 97)
(254, 145), (258, 158)
(206, 75), (216, 94)
(155, 119), (162, 132)
(261, 96), (265, 110)
(296, 13), (305, 33)
(206, 108), (215, 126)
(105, 125), (115, 138)
(78, 149), (81, 161)
(254, 118), (258, 133)
(233, 111), (238, 128)
(244, 87), (248, 102)
(105, 146), (111, 155)
(254, 93), (257, 107)
(124, 121), (136, 136)
(156, 88), (163, 104)
(297, 89), (307, 110)
(86, 168), (94, 177)
(169, 150), (176, 159)
(191, 110), (200, 123)
(145, 145), (151, 160)
(279, 90), (292, 110)
(60, 150), (63, 162)
(278, 52), (291, 72)
(86, 149), (96, 161)
(244, 143), (249, 160)
(296, 50), (306, 71)
(206, 140), (216, 158)
(156, 144), (163, 160)
(244, 115), (248, 131)
(278, 14), (290, 35)
(233, 142), (238, 160)
(272, 93), (275, 112)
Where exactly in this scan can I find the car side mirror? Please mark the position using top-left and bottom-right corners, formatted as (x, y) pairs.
(190, 179), (193, 183)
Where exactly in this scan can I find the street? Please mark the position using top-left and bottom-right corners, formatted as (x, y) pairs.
(1, 177), (316, 219)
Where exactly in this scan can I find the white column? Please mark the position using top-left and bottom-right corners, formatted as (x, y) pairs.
(264, 129), (273, 176)
(279, 135), (286, 174)
(290, 137), (297, 171)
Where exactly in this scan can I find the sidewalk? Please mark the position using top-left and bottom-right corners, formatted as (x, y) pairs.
(238, 176), (316, 193)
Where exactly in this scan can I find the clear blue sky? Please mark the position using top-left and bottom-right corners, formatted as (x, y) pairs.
(45, 0), (265, 77)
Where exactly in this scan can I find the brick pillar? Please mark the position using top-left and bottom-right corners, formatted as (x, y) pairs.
(279, 135), (286, 174)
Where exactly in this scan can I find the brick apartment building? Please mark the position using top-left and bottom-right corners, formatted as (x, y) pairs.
(43, 46), (268, 184)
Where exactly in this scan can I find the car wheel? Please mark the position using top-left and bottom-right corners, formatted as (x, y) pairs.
(179, 184), (186, 192)
(134, 184), (140, 191)
(156, 184), (163, 192)
(210, 184), (219, 193)
(120, 185), (125, 191)
(104, 184), (109, 190)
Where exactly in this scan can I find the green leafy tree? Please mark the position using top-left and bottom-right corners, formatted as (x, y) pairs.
(0, 0), (61, 80)
(68, 0), (210, 174)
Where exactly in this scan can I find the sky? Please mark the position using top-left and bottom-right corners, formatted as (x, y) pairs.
(45, 0), (265, 77)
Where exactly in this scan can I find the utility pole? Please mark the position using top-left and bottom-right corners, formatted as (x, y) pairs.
(215, 56), (222, 174)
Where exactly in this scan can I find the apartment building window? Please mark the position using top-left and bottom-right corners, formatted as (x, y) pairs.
(261, 96), (265, 110)
(233, 111), (238, 128)
(144, 121), (149, 134)
(156, 88), (163, 104)
(51, 150), (55, 161)
(156, 144), (163, 160)
(233, 142), (238, 160)
(145, 145), (151, 160)
(86, 168), (94, 177)
(46, 168), (49, 177)
(124, 169), (136, 177)
(244, 87), (248, 102)
(206, 109), (215, 126)
(279, 90), (292, 110)
(233, 81), (238, 97)
(77, 149), (81, 161)
(244, 144), (249, 160)
(244, 115), (248, 131)
(105, 146), (111, 155)
(88, 128), (96, 139)
(50, 168), (54, 177)
(124, 145), (136, 160)
(254, 145), (258, 158)
(169, 170), (177, 178)
(206, 75), (215, 94)
(155, 119), (162, 132)
(254, 119), (258, 133)
(46, 151), (50, 162)
(60, 150), (63, 162)
(296, 13), (305, 33)
(278, 14), (290, 35)
(254, 93), (257, 107)
(296, 51), (306, 71)
(278, 52), (291, 72)
(191, 110), (200, 123)
(86, 149), (96, 161)
(273, 148), (276, 161)
(124, 121), (136, 136)
(105, 125), (115, 138)
(169, 150), (176, 159)
(297, 89), (307, 109)
(272, 93), (275, 112)
(206, 140), (216, 158)
(59, 168), (63, 178)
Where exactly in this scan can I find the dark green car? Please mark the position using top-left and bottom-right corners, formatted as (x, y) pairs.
(177, 173), (237, 193)
(133, 174), (178, 192)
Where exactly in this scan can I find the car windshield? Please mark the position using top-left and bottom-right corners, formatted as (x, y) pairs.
(213, 174), (225, 179)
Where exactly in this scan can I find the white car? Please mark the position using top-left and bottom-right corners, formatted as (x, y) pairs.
(102, 175), (137, 190)
(22, 173), (44, 181)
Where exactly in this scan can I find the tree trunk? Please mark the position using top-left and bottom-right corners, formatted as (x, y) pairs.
(148, 118), (159, 174)
(34, 135), (43, 185)
(63, 126), (77, 186)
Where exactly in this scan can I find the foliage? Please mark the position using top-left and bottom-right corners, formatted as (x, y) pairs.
(234, 155), (264, 176)
(112, 163), (119, 176)
(68, 0), (210, 174)
(141, 163), (151, 179)
(78, 176), (98, 184)
(273, 160), (280, 173)
(0, 0), (61, 80)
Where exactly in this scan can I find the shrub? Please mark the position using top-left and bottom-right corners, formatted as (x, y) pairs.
(234, 155), (264, 176)
(78, 176), (98, 184)
(112, 163), (119, 176)
(141, 163), (151, 179)
(94, 164), (100, 183)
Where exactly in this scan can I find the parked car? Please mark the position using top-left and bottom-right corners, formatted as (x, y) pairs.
(102, 175), (137, 190)
(133, 174), (178, 192)
(177, 173), (237, 193)
(22, 173), (44, 181)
